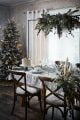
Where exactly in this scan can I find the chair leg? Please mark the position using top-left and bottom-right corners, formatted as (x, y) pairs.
(27, 95), (30, 107)
(64, 106), (67, 120)
(52, 107), (54, 120)
(38, 93), (43, 113)
(11, 95), (17, 114)
(42, 99), (46, 120)
(43, 106), (46, 120)
(25, 96), (27, 120)
(71, 109), (74, 120)
(21, 96), (27, 107)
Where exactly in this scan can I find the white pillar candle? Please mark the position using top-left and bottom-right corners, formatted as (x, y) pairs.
(22, 58), (31, 66)
(64, 57), (69, 75)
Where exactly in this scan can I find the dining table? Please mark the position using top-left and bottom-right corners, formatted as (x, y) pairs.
(8, 65), (61, 90)
(8, 64), (80, 90)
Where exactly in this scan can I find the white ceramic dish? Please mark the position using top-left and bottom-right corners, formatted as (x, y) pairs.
(30, 69), (44, 74)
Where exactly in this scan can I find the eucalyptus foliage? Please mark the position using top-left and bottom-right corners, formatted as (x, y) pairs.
(35, 9), (80, 38)
(57, 71), (80, 108)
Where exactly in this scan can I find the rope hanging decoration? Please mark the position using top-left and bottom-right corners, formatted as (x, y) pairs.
(35, 9), (80, 38)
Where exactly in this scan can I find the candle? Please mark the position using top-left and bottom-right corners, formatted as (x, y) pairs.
(64, 64), (67, 75)
(64, 57), (69, 75)
(22, 58), (31, 66)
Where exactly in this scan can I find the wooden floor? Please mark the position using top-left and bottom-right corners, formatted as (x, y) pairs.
(0, 80), (80, 120)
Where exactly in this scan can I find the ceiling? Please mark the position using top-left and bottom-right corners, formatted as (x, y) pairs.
(0, 0), (38, 7)
(0, 0), (80, 7)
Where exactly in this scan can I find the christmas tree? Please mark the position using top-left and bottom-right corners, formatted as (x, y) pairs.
(0, 19), (23, 80)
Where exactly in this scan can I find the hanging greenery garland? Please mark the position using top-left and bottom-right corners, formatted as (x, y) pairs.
(35, 9), (80, 38)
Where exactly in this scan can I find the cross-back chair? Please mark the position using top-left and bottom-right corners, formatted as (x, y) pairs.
(74, 82), (80, 113)
(39, 76), (67, 120)
(10, 70), (42, 120)
(73, 64), (80, 114)
(76, 63), (80, 69)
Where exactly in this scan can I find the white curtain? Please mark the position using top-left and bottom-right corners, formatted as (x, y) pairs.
(26, 10), (48, 66)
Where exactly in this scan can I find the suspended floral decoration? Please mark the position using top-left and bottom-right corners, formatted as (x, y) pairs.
(35, 9), (80, 38)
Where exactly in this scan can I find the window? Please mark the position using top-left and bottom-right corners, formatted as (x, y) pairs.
(48, 28), (80, 64)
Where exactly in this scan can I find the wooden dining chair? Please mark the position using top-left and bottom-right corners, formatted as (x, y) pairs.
(10, 70), (42, 120)
(39, 76), (67, 120)
(73, 83), (80, 114)
(76, 63), (80, 69)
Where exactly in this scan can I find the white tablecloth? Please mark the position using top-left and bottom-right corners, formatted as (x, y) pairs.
(8, 65), (80, 90)
(8, 69), (59, 89)
(25, 71), (59, 88)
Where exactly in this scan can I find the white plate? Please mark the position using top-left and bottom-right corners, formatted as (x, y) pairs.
(30, 69), (44, 74)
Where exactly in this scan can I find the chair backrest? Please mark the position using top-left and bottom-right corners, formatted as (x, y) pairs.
(9, 70), (27, 94)
(55, 61), (60, 65)
(39, 76), (65, 103)
(76, 63), (80, 69)
(74, 83), (80, 109)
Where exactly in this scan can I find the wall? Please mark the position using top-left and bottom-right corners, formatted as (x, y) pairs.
(10, 0), (80, 56)
(0, 5), (10, 41)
